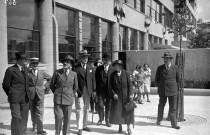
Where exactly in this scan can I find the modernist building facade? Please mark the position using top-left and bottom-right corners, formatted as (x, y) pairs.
(0, 0), (196, 102)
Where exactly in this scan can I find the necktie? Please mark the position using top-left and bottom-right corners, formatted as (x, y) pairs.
(65, 69), (68, 79)
(21, 67), (25, 77)
(83, 64), (86, 70)
(33, 69), (37, 77)
(166, 65), (170, 70)
(104, 65), (108, 73)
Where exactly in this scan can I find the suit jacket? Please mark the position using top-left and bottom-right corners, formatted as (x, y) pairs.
(50, 69), (78, 105)
(28, 69), (51, 100)
(155, 64), (179, 96)
(2, 64), (29, 103)
(75, 63), (95, 98)
(95, 65), (114, 97)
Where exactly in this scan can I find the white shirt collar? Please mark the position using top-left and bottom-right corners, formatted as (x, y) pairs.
(104, 64), (109, 70)
(17, 63), (22, 71)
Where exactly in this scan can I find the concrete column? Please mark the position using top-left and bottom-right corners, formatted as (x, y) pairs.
(75, 11), (83, 58)
(135, 31), (140, 50)
(151, 35), (154, 49)
(143, 32), (149, 50)
(39, 0), (54, 75)
(126, 28), (131, 50)
(112, 22), (119, 61)
(0, 1), (8, 103)
(95, 18), (102, 59)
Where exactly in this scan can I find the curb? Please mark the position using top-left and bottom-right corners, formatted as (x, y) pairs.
(150, 87), (210, 96)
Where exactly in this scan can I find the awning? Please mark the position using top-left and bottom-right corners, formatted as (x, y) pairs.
(152, 43), (181, 50)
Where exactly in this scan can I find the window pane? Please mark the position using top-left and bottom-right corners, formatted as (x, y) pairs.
(56, 6), (75, 36)
(82, 15), (96, 52)
(120, 26), (127, 50)
(7, 0), (39, 30)
(130, 29), (135, 50)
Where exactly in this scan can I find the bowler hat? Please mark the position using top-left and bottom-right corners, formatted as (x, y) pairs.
(79, 50), (90, 56)
(102, 53), (111, 60)
(113, 60), (124, 66)
(30, 57), (39, 63)
(62, 55), (74, 63)
(162, 52), (173, 59)
(15, 51), (28, 60)
(88, 56), (95, 62)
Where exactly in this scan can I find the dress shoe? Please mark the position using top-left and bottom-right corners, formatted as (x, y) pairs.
(83, 127), (91, 132)
(156, 121), (161, 125)
(97, 120), (102, 126)
(172, 125), (180, 129)
(106, 122), (112, 127)
(127, 129), (132, 135)
(37, 130), (47, 135)
(147, 100), (151, 102)
(118, 125), (122, 133)
(77, 129), (82, 135)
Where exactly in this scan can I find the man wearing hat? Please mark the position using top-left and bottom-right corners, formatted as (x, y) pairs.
(28, 57), (51, 134)
(95, 53), (114, 127)
(155, 52), (180, 129)
(50, 55), (78, 135)
(75, 50), (96, 135)
(88, 56), (98, 114)
(2, 51), (30, 135)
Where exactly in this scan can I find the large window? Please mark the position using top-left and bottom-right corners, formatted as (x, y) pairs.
(56, 6), (76, 62)
(82, 15), (96, 55)
(102, 21), (112, 56)
(120, 26), (127, 51)
(136, 0), (145, 13)
(148, 0), (162, 23)
(164, 8), (173, 29)
(139, 31), (144, 50)
(7, 0), (39, 63)
(130, 29), (135, 50)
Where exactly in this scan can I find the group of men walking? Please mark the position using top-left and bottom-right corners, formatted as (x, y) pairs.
(2, 50), (181, 135)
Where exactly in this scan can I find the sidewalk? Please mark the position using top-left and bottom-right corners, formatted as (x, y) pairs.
(0, 93), (210, 135)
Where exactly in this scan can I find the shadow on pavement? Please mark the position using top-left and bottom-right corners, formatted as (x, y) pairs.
(0, 123), (10, 130)
(0, 106), (10, 110)
(89, 127), (117, 134)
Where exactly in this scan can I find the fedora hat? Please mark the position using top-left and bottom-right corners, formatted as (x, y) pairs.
(15, 51), (28, 60)
(79, 50), (90, 56)
(113, 60), (124, 66)
(30, 57), (39, 63)
(162, 52), (173, 59)
(62, 55), (74, 63)
(102, 53), (111, 60)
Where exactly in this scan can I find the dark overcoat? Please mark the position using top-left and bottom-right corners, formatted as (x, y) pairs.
(109, 70), (134, 124)
(50, 69), (78, 105)
(155, 64), (179, 96)
(95, 65), (114, 98)
(28, 70), (51, 100)
(2, 64), (30, 103)
(75, 63), (96, 99)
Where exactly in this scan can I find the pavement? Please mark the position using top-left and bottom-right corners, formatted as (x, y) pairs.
(0, 88), (210, 135)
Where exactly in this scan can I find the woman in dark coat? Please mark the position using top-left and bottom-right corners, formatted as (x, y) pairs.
(109, 60), (134, 135)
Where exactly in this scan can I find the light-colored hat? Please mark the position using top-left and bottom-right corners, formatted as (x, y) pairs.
(30, 57), (39, 63)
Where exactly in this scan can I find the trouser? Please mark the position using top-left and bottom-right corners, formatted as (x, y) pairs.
(54, 104), (72, 135)
(75, 86), (90, 130)
(157, 95), (177, 126)
(10, 101), (29, 135)
(97, 95), (111, 123)
(90, 95), (98, 112)
(30, 94), (44, 132)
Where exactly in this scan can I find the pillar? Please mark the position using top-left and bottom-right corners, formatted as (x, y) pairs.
(39, 0), (54, 75)
(112, 22), (119, 61)
(151, 35), (155, 49)
(75, 11), (83, 58)
(95, 18), (102, 59)
(143, 32), (149, 50)
(0, 1), (8, 103)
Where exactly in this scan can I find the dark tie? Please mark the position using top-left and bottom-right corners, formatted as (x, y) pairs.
(21, 67), (25, 77)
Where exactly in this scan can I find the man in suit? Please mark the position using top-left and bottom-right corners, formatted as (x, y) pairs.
(2, 51), (30, 135)
(95, 53), (114, 127)
(155, 52), (180, 129)
(28, 58), (51, 134)
(50, 55), (78, 135)
(75, 50), (96, 135)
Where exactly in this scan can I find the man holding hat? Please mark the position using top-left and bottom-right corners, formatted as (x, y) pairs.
(50, 55), (78, 135)
(95, 53), (114, 127)
(75, 50), (96, 135)
(2, 51), (30, 135)
(155, 52), (180, 129)
(28, 57), (51, 134)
